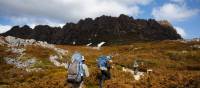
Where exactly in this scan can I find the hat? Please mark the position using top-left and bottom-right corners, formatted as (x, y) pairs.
(106, 56), (112, 60)
(82, 56), (85, 61)
(106, 56), (112, 62)
(72, 52), (82, 62)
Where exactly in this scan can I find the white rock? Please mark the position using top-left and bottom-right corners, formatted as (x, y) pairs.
(4, 57), (36, 68)
(4, 36), (68, 61)
(0, 37), (6, 45)
(4, 36), (37, 46)
(73, 41), (76, 45)
(191, 38), (200, 42)
(54, 48), (67, 55)
(147, 69), (153, 74)
(26, 68), (42, 72)
(122, 67), (134, 74)
(10, 48), (26, 54)
(5, 36), (18, 46)
(94, 34), (97, 37)
(35, 41), (55, 49)
(122, 67), (144, 81)
(49, 55), (68, 68)
(191, 45), (200, 49)
(134, 72), (144, 80)
(181, 50), (187, 53)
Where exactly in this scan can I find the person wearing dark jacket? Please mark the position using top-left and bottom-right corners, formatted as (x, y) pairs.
(97, 56), (112, 88)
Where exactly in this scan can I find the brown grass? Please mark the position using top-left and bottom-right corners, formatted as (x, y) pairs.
(1, 40), (200, 88)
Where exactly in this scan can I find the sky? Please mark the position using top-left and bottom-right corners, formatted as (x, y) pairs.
(0, 0), (199, 39)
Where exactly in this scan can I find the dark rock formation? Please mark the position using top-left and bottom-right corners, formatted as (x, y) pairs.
(1, 14), (182, 45)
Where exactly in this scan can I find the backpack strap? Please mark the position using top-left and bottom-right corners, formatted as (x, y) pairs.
(78, 60), (84, 77)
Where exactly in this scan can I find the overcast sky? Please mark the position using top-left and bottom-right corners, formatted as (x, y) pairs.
(0, 0), (199, 39)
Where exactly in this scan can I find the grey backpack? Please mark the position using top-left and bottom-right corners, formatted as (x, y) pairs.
(67, 59), (82, 83)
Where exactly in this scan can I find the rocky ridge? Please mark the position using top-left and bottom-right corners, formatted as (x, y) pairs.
(1, 14), (182, 45)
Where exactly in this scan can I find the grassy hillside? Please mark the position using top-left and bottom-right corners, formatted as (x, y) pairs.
(0, 40), (200, 88)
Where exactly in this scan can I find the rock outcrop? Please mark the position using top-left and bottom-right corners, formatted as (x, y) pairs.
(1, 14), (182, 45)
(0, 36), (68, 72)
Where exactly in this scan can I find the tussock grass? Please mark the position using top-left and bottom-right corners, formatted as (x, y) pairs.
(1, 40), (200, 88)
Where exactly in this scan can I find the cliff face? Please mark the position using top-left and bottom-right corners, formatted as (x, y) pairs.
(1, 14), (182, 45)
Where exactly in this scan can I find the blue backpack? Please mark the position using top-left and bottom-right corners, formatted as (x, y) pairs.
(97, 56), (111, 70)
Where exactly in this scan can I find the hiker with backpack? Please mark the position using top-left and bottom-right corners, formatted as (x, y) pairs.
(97, 55), (112, 88)
(66, 52), (89, 88)
(133, 60), (139, 75)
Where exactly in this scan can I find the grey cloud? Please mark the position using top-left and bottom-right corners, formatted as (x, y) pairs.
(0, 0), (153, 25)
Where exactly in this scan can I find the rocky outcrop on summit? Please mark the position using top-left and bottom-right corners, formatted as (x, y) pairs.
(1, 14), (182, 45)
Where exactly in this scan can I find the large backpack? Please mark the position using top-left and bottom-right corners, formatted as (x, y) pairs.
(97, 56), (111, 80)
(97, 56), (110, 71)
(67, 53), (83, 83)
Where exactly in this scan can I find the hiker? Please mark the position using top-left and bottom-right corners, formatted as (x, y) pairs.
(133, 60), (139, 75)
(97, 55), (112, 88)
(66, 52), (89, 88)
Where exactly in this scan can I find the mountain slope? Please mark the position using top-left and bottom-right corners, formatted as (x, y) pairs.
(0, 36), (200, 88)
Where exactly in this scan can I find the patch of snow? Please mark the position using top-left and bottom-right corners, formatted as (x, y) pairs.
(86, 43), (92, 46)
(98, 42), (106, 48)
(92, 42), (106, 50)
